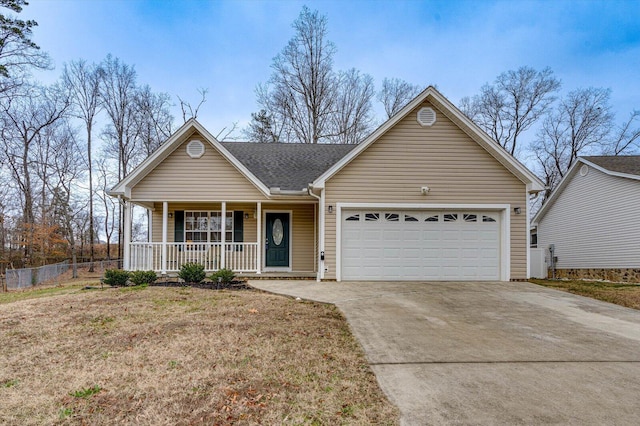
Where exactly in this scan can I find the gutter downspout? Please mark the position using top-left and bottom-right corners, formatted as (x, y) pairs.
(308, 185), (324, 282)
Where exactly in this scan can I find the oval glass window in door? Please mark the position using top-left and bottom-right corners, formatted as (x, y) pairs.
(272, 218), (284, 246)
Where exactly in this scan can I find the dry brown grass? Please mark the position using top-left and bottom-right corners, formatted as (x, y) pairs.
(530, 279), (640, 310)
(0, 284), (398, 425)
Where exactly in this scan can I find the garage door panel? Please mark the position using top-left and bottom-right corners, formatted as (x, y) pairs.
(341, 210), (501, 281)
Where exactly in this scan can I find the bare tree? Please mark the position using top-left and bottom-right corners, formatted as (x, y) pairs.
(135, 84), (173, 155)
(607, 110), (640, 155)
(96, 157), (118, 261)
(99, 54), (138, 262)
(460, 66), (561, 155)
(178, 88), (207, 122)
(259, 6), (337, 143)
(62, 59), (102, 271)
(99, 54), (138, 180)
(0, 83), (71, 264)
(44, 122), (84, 276)
(377, 77), (422, 119)
(532, 87), (614, 200)
(330, 68), (375, 144)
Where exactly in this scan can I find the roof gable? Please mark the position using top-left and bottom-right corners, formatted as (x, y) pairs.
(109, 119), (270, 198)
(532, 156), (640, 224)
(312, 86), (545, 193)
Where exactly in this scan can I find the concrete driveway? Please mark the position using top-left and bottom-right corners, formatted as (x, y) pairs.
(248, 280), (640, 425)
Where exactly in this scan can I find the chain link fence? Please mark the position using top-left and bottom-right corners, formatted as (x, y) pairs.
(2, 260), (122, 291)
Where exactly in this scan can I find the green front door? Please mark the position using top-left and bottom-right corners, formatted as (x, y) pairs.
(265, 212), (290, 268)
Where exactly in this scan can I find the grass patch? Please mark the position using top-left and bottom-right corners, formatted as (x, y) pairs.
(0, 285), (398, 424)
(70, 385), (102, 398)
(530, 279), (640, 309)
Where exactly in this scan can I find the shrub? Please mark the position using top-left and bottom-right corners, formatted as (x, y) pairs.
(178, 262), (206, 284)
(129, 270), (157, 286)
(103, 269), (130, 287)
(211, 268), (236, 285)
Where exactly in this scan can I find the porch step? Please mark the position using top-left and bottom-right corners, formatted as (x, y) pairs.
(237, 272), (316, 280)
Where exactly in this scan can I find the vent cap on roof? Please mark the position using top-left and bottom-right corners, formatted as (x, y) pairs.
(417, 107), (436, 127)
(186, 140), (205, 158)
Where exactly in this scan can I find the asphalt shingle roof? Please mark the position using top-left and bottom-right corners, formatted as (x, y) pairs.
(220, 142), (357, 191)
(582, 155), (640, 177)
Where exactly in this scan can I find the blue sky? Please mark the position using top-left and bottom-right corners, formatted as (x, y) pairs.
(26, 0), (640, 143)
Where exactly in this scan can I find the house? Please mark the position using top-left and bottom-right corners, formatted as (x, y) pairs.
(108, 86), (544, 282)
(532, 156), (640, 282)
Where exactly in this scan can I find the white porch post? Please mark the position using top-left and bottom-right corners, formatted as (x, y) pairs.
(256, 202), (262, 274)
(220, 202), (226, 269)
(161, 201), (168, 275)
(123, 200), (132, 270)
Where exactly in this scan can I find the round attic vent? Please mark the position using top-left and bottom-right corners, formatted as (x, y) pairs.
(186, 140), (205, 158)
(417, 107), (436, 127)
(580, 164), (589, 176)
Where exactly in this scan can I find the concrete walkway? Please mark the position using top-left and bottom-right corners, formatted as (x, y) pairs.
(248, 280), (640, 425)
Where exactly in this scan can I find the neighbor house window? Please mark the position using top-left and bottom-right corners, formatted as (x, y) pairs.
(185, 211), (233, 243)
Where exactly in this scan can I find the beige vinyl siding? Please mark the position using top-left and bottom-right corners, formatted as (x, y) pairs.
(132, 132), (267, 202)
(264, 203), (316, 272)
(537, 166), (640, 268)
(324, 101), (528, 280)
(151, 202), (316, 272)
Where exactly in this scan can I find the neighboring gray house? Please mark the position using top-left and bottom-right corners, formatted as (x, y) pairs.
(532, 156), (640, 282)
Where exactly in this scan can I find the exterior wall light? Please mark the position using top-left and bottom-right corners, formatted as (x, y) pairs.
(514, 207), (522, 215)
(328, 205), (334, 213)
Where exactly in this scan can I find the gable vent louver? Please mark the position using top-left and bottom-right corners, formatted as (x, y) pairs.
(186, 140), (205, 158)
(417, 107), (436, 127)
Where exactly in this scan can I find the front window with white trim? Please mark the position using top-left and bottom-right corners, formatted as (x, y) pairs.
(185, 211), (233, 243)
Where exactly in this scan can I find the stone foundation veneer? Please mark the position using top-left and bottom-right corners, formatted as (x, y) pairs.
(552, 268), (640, 283)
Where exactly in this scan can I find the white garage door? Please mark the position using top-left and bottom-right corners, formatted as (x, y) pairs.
(341, 210), (501, 281)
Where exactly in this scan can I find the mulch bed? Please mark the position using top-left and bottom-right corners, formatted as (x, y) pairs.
(150, 280), (253, 291)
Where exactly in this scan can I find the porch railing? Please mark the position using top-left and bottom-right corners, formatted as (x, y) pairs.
(129, 242), (259, 273)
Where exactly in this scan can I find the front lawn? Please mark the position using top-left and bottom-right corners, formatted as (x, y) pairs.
(530, 279), (640, 310)
(0, 283), (398, 425)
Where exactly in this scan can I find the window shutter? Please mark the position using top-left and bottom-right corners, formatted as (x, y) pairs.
(233, 211), (244, 242)
(174, 210), (184, 242)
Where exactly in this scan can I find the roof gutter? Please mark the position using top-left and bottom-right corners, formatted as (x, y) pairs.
(269, 187), (309, 196)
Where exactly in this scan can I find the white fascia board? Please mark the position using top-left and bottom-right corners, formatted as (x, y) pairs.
(580, 158), (640, 182)
(109, 119), (271, 199)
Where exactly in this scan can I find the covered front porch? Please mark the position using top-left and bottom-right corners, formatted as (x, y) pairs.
(122, 200), (317, 276)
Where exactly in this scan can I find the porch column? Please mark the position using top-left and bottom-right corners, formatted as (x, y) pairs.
(123, 200), (132, 270)
(220, 201), (226, 269)
(161, 201), (168, 275)
(256, 202), (262, 274)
